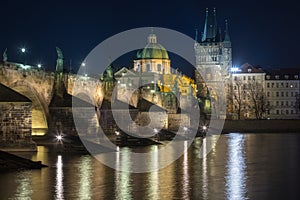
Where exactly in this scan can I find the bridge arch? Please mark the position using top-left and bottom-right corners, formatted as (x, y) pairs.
(9, 81), (49, 135)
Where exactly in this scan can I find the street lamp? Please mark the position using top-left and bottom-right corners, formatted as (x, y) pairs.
(20, 47), (26, 65)
(37, 64), (42, 68)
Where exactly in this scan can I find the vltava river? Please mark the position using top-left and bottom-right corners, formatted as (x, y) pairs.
(1, 133), (300, 199)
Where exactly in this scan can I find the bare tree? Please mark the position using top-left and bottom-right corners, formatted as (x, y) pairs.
(228, 80), (247, 119)
(247, 81), (271, 119)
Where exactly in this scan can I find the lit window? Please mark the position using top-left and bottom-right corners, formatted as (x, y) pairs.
(284, 75), (289, 79)
(275, 75), (279, 79)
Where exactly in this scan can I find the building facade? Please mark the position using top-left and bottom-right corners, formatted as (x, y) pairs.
(265, 69), (300, 119)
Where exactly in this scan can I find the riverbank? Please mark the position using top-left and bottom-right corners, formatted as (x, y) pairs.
(0, 150), (47, 172)
(222, 119), (300, 133)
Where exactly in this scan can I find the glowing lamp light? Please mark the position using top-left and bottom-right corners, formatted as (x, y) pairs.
(37, 64), (42, 68)
(115, 131), (120, 136)
(81, 62), (86, 67)
(21, 48), (26, 53)
(153, 128), (158, 133)
(183, 127), (188, 131)
(202, 125), (207, 130)
(56, 135), (62, 141)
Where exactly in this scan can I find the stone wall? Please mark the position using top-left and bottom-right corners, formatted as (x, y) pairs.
(0, 102), (32, 144)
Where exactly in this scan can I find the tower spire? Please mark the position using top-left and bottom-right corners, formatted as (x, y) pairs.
(213, 8), (218, 40)
(223, 20), (231, 47)
(201, 8), (209, 42)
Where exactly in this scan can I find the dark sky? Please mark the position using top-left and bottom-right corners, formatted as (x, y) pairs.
(1, 0), (300, 72)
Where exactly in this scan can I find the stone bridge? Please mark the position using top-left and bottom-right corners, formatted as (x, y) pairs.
(0, 61), (103, 135)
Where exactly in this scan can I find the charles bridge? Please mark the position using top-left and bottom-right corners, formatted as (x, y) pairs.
(0, 60), (104, 136)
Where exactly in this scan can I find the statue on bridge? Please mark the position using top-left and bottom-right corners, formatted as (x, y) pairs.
(56, 47), (64, 73)
(2, 48), (8, 62)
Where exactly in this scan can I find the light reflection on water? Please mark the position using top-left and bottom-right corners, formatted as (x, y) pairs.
(55, 155), (64, 200)
(1, 133), (300, 199)
(225, 133), (247, 200)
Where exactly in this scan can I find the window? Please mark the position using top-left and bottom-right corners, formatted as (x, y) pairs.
(243, 76), (246, 81)
(276, 110), (279, 114)
(275, 75), (279, 79)
(286, 101), (288, 106)
(276, 101), (279, 106)
(234, 76), (237, 81)
(284, 75), (289, 79)
(286, 92), (289, 97)
(281, 101), (284, 106)
(234, 86), (237, 90)
(281, 92), (284, 97)
(286, 83), (289, 88)
(291, 101), (294, 106)
(281, 82), (284, 87)
(286, 110), (289, 114)
(276, 83), (279, 88)
(146, 64), (151, 71)
(252, 76), (255, 80)
(291, 110), (294, 114)
(276, 92), (279, 97)
(272, 83), (274, 88)
(295, 75), (299, 79)
(266, 75), (270, 79)
(157, 64), (161, 72)
(296, 83), (298, 88)
(291, 92), (294, 96)
(267, 92), (270, 97)
(267, 83), (270, 88)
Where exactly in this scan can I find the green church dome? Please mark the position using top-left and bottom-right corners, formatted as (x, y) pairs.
(137, 34), (169, 60)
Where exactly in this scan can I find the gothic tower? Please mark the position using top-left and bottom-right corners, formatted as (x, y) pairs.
(194, 8), (232, 119)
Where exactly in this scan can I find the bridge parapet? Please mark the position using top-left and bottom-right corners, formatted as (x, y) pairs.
(66, 74), (104, 106)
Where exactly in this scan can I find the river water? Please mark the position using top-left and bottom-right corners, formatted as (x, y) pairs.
(1, 133), (300, 200)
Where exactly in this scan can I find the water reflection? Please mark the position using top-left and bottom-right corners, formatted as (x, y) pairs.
(147, 146), (159, 200)
(202, 137), (208, 200)
(115, 147), (132, 200)
(15, 171), (33, 199)
(182, 140), (190, 199)
(78, 156), (92, 199)
(225, 133), (247, 200)
(56, 155), (64, 200)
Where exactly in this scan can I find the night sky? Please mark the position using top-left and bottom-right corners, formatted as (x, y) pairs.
(1, 0), (300, 72)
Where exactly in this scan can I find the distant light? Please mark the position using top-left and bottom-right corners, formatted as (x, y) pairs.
(115, 131), (120, 136)
(230, 67), (240, 72)
(153, 128), (158, 133)
(56, 135), (62, 141)
(37, 64), (42, 68)
(21, 48), (26, 53)
(84, 73), (88, 77)
(81, 62), (86, 67)
(202, 125), (207, 130)
(183, 127), (188, 131)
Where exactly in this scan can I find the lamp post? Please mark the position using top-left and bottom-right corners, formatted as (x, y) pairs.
(20, 47), (26, 65)
(81, 62), (87, 77)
